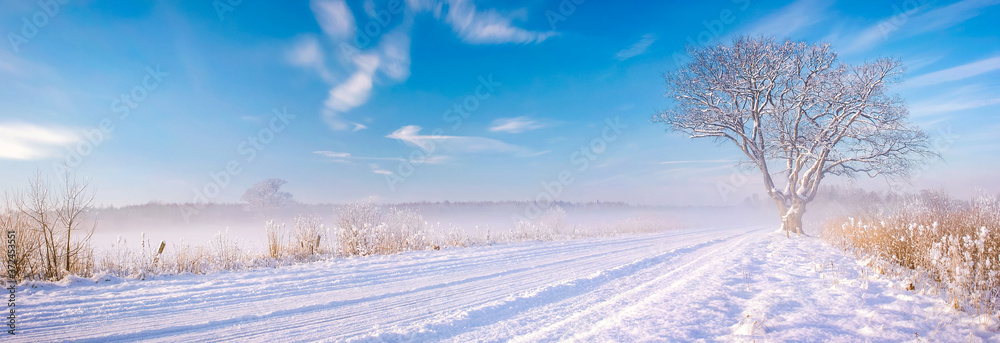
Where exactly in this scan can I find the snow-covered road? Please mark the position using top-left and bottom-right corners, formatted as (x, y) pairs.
(15, 226), (991, 342)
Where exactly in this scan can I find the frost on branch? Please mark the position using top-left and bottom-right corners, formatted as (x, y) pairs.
(655, 36), (935, 236)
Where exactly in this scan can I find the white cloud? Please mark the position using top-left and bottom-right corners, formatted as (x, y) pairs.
(439, 0), (556, 44)
(325, 54), (379, 112)
(311, 0), (355, 39)
(0, 123), (81, 160)
(616, 34), (656, 61)
(906, 56), (1000, 88)
(287, 35), (333, 83)
(378, 29), (412, 81)
(488, 116), (545, 133)
(741, 0), (832, 38)
(322, 54), (380, 130)
(387, 125), (535, 155)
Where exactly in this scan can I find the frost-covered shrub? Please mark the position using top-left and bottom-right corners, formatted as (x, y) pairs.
(292, 214), (325, 258)
(335, 202), (430, 257)
(823, 191), (1000, 317)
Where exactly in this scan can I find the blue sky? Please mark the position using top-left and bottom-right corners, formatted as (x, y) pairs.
(0, 0), (998, 206)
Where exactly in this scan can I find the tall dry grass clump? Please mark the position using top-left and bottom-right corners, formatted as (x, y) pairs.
(822, 191), (1000, 318)
(265, 220), (284, 259)
(0, 208), (43, 281)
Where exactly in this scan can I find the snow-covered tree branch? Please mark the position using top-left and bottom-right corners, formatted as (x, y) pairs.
(655, 36), (936, 236)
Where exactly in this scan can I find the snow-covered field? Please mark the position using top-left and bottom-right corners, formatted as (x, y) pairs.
(14, 226), (995, 342)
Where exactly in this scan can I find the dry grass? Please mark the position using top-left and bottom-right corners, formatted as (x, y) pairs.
(822, 191), (1000, 319)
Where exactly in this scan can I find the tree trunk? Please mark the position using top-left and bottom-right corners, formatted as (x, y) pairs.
(780, 201), (806, 237)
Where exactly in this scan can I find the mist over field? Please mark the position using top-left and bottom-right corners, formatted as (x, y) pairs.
(86, 201), (778, 249)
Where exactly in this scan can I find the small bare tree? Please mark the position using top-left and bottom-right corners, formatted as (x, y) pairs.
(241, 178), (294, 217)
(55, 174), (96, 274)
(655, 36), (935, 236)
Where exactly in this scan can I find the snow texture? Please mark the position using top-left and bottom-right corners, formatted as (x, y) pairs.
(13, 226), (995, 342)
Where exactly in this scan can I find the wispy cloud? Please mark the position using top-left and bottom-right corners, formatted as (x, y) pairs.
(904, 53), (947, 73)
(293, 0), (414, 131)
(438, 0), (555, 44)
(294, 0), (553, 132)
(615, 33), (656, 61)
(322, 54), (379, 130)
(845, 0), (999, 53)
(287, 35), (333, 83)
(912, 97), (1000, 117)
(910, 84), (1000, 117)
(906, 0), (1000, 35)
(387, 125), (536, 155)
(0, 123), (81, 160)
(314, 150), (451, 164)
(488, 116), (545, 133)
(740, 0), (832, 38)
(906, 56), (1000, 88)
(659, 159), (739, 165)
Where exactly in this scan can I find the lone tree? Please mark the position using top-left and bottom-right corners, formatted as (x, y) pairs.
(655, 36), (935, 236)
(241, 178), (294, 215)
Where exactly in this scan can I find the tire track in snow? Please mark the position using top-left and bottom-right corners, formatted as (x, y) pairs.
(17, 227), (746, 342)
(350, 229), (757, 342)
(508, 229), (761, 342)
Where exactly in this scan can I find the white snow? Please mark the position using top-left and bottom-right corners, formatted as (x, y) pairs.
(12, 226), (997, 342)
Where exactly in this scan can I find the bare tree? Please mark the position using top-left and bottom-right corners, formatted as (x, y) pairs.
(655, 36), (935, 236)
(55, 174), (96, 274)
(10, 171), (96, 280)
(241, 178), (294, 216)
